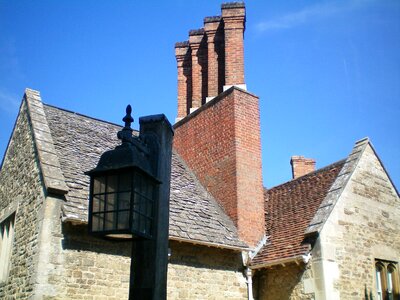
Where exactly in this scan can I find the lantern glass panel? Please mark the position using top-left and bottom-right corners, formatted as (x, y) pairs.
(107, 193), (117, 211)
(93, 176), (106, 194)
(107, 174), (118, 193)
(118, 192), (131, 210)
(118, 211), (129, 230)
(105, 212), (116, 230)
(119, 173), (132, 192)
(92, 213), (104, 232)
(89, 169), (157, 239)
(130, 172), (156, 237)
(132, 211), (139, 231)
(93, 195), (105, 212)
(91, 172), (132, 234)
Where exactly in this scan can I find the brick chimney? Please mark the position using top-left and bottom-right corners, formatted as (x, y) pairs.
(173, 1), (263, 249)
(189, 29), (206, 112)
(290, 156), (316, 179)
(174, 2), (247, 119)
(174, 87), (264, 247)
(221, 2), (246, 91)
(204, 16), (223, 101)
(175, 41), (191, 120)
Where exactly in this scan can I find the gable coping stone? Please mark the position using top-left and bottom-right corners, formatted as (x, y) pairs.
(24, 88), (69, 195)
(304, 137), (370, 236)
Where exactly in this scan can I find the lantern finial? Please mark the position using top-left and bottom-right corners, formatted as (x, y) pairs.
(118, 104), (134, 143)
(123, 105), (134, 129)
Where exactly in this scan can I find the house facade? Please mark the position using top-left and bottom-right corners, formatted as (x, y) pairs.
(1, 2), (399, 300)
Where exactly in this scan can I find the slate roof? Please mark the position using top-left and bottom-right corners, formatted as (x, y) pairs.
(41, 101), (247, 249)
(251, 159), (345, 267)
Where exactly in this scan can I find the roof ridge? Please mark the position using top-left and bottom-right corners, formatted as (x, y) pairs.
(24, 89), (69, 195)
(43, 103), (130, 131)
(266, 158), (347, 192)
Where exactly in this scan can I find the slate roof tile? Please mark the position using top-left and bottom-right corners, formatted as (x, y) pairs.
(42, 104), (246, 249)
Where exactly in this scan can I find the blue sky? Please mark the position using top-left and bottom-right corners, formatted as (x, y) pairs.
(0, 0), (399, 189)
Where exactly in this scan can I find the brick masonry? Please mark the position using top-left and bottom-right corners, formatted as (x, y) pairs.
(290, 156), (316, 179)
(204, 16), (222, 98)
(175, 2), (246, 119)
(221, 3), (245, 87)
(174, 87), (265, 247)
(175, 42), (191, 119)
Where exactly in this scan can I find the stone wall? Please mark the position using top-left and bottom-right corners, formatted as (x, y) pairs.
(256, 263), (314, 300)
(43, 232), (248, 300)
(0, 101), (46, 298)
(168, 241), (247, 300)
(53, 223), (132, 300)
(27, 220), (247, 299)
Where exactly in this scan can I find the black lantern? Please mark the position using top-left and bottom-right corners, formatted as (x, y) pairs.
(86, 105), (159, 240)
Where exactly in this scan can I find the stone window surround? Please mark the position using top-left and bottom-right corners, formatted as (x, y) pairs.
(375, 259), (400, 300)
(0, 200), (19, 286)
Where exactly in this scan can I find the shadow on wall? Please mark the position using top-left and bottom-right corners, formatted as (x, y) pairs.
(61, 223), (131, 257)
(365, 284), (374, 300)
(255, 263), (312, 300)
(168, 240), (244, 272)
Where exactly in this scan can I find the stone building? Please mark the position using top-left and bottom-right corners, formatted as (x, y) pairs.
(1, 2), (399, 300)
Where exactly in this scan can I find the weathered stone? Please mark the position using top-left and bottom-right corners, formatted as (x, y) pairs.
(0, 101), (45, 298)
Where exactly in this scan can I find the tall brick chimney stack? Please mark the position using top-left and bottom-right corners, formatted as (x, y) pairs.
(174, 3), (264, 248)
(221, 2), (246, 91)
(290, 156), (316, 179)
(175, 41), (191, 120)
(189, 29), (206, 113)
(204, 16), (223, 101)
(175, 2), (247, 120)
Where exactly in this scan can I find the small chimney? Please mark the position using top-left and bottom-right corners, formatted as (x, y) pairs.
(175, 41), (191, 121)
(290, 156), (316, 179)
(221, 2), (246, 91)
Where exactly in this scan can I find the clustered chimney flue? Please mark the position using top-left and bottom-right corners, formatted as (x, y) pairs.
(175, 2), (246, 121)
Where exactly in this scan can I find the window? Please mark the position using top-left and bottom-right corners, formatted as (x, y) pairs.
(375, 260), (400, 300)
(0, 213), (15, 283)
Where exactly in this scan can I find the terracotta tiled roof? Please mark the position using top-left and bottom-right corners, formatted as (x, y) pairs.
(251, 160), (345, 267)
(42, 103), (247, 249)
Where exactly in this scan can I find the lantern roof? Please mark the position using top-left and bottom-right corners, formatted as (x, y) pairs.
(85, 105), (158, 180)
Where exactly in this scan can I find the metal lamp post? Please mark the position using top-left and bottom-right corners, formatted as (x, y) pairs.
(86, 105), (173, 300)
